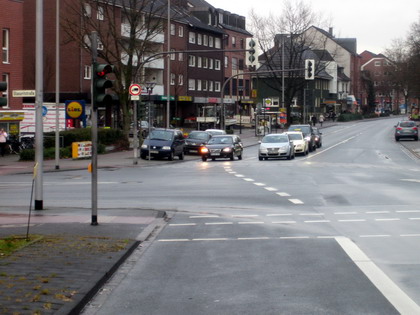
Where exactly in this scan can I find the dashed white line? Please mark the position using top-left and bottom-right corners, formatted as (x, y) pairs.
(334, 211), (358, 215)
(253, 182), (266, 186)
(232, 215), (259, 218)
(235, 174), (245, 178)
(299, 213), (325, 216)
(276, 192), (291, 197)
(338, 219), (366, 222)
(409, 218), (420, 220)
(289, 199), (304, 204)
(304, 220), (330, 223)
(366, 211), (390, 214)
(374, 218), (400, 222)
(238, 221), (265, 225)
(360, 234), (391, 238)
(192, 238), (229, 241)
(400, 234), (420, 237)
(169, 223), (196, 226)
(397, 210), (420, 213)
(272, 221), (297, 224)
(158, 239), (190, 242)
(243, 178), (254, 182)
(238, 237), (270, 240)
(205, 222), (233, 225)
(264, 187), (278, 192)
(189, 215), (219, 218)
(266, 213), (292, 217)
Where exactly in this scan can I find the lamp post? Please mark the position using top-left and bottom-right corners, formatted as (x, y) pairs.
(145, 82), (156, 161)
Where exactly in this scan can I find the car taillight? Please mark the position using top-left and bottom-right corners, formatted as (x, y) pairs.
(396, 127), (402, 130)
(413, 127), (418, 131)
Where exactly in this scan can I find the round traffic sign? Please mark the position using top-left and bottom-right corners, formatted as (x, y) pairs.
(66, 101), (83, 119)
(129, 84), (141, 96)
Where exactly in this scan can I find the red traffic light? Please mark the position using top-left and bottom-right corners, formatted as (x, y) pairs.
(96, 64), (113, 77)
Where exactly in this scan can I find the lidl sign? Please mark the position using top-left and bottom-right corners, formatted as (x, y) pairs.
(65, 100), (85, 119)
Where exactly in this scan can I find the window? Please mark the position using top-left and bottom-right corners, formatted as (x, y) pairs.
(188, 79), (195, 91)
(203, 35), (208, 46)
(1, 73), (8, 107)
(208, 81), (213, 92)
(84, 65), (92, 79)
(170, 73), (175, 85)
(189, 32), (196, 44)
(197, 56), (202, 68)
(232, 36), (236, 47)
(97, 39), (104, 50)
(209, 58), (213, 69)
(2, 29), (9, 63)
(202, 80), (207, 91)
(209, 36), (214, 47)
(215, 59), (221, 70)
(215, 81), (221, 92)
(197, 34), (202, 45)
(197, 79), (202, 91)
(238, 59), (244, 70)
(178, 74), (184, 86)
(97, 6), (104, 20)
(374, 60), (381, 66)
(83, 3), (91, 17)
(170, 49), (176, 61)
(202, 57), (208, 68)
(215, 38), (221, 49)
(188, 55), (196, 67)
(178, 26), (184, 37)
(232, 57), (238, 70)
(240, 38), (244, 49)
(170, 24), (176, 36)
(178, 53), (183, 61)
(224, 56), (228, 68)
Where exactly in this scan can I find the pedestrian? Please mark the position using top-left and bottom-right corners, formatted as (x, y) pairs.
(319, 114), (324, 127)
(0, 128), (7, 157)
(311, 115), (317, 127)
(331, 112), (336, 122)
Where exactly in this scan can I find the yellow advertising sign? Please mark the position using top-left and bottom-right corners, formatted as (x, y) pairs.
(66, 101), (83, 119)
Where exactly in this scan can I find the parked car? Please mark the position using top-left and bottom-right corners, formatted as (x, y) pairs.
(205, 129), (226, 136)
(395, 121), (419, 141)
(288, 124), (317, 152)
(258, 133), (295, 160)
(284, 131), (309, 155)
(140, 128), (185, 160)
(184, 131), (212, 154)
(313, 127), (323, 148)
(200, 135), (243, 161)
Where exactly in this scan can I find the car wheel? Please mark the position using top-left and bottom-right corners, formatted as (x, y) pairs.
(259, 156), (263, 161)
(415, 137), (419, 141)
(230, 154), (234, 161)
(287, 154), (292, 160)
(395, 137), (399, 141)
(168, 151), (174, 161)
(292, 153), (295, 159)
(212, 157), (216, 161)
(202, 156), (207, 162)
(238, 153), (242, 160)
(179, 151), (184, 160)
(140, 154), (147, 160)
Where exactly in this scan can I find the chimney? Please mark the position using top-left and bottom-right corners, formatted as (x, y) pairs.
(329, 27), (334, 37)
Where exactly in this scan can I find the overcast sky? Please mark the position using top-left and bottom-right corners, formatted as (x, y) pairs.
(207, 0), (419, 54)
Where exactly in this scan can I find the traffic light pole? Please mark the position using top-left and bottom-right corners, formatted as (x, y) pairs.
(91, 32), (99, 226)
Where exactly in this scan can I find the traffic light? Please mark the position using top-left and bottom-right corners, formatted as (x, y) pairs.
(93, 63), (114, 109)
(0, 81), (7, 107)
(248, 39), (256, 63)
(138, 103), (147, 119)
(305, 59), (315, 80)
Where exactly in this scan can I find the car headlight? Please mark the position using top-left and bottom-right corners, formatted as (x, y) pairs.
(305, 136), (311, 141)
(259, 148), (268, 153)
(200, 147), (209, 154)
(222, 147), (232, 153)
(162, 146), (171, 150)
(141, 144), (148, 149)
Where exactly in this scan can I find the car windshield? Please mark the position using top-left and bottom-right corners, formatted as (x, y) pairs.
(262, 135), (289, 143)
(287, 133), (303, 140)
(289, 126), (310, 134)
(400, 121), (415, 127)
(208, 136), (233, 144)
(188, 132), (209, 140)
(148, 130), (173, 141)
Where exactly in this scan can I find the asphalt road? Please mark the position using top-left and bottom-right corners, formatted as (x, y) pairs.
(2, 118), (420, 314)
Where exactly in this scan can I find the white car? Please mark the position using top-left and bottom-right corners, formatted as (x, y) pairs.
(205, 129), (226, 136)
(258, 133), (295, 160)
(284, 131), (309, 155)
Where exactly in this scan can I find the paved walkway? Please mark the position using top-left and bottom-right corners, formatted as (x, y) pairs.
(1, 117), (419, 314)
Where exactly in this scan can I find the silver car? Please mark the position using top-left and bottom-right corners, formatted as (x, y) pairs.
(395, 120), (418, 141)
(258, 133), (295, 160)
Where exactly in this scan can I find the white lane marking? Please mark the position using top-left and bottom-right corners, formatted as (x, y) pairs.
(189, 215), (219, 218)
(243, 178), (254, 182)
(238, 221), (265, 225)
(338, 219), (366, 222)
(289, 199), (304, 204)
(336, 236), (420, 314)
(264, 187), (278, 191)
(304, 220), (330, 223)
(374, 218), (400, 222)
(266, 213), (292, 217)
(253, 182), (266, 186)
(334, 211), (359, 215)
(205, 222), (233, 225)
(306, 136), (356, 159)
(169, 223), (196, 226)
(232, 215), (259, 218)
(360, 235), (391, 238)
(235, 174), (245, 178)
(277, 192), (291, 197)
(299, 213), (325, 216)
(401, 179), (420, 183)
(272, 221), (297, 224)
(279, 236), (310, 239)
(158, 239), (190, 242)
(409, 218), (420, 220)
(238, 237), (270, 240)
(400, 234), (420, 237)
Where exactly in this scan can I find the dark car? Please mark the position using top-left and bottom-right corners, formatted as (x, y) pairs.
(200, 135), (243, 161)
(395, 121), (419, 141)
(288, 124), (317, 152)
(313, 127), (323, 148)
(140, 128), (185, 160)
(184, 131), (212, 154)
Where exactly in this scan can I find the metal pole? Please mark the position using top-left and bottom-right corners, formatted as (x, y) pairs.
(55, 0), (60, 170)
(34, 0), (44, 210)
(166, 0), (171, 128)
(133, 100), (138, 165)
(91, 32), (98, 226)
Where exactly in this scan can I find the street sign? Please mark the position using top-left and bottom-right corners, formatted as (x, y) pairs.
(13, 90), (36, 97)
(129, 84), (141, 96)
(42, 106), (48, 117)
(131, 95), (140, 101)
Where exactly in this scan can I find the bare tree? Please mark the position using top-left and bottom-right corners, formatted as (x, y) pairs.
(61, 0), (176, 137)
(248, 0), (333, 124)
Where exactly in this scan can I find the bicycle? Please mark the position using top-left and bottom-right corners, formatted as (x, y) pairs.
(7, 136), (22, 154)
